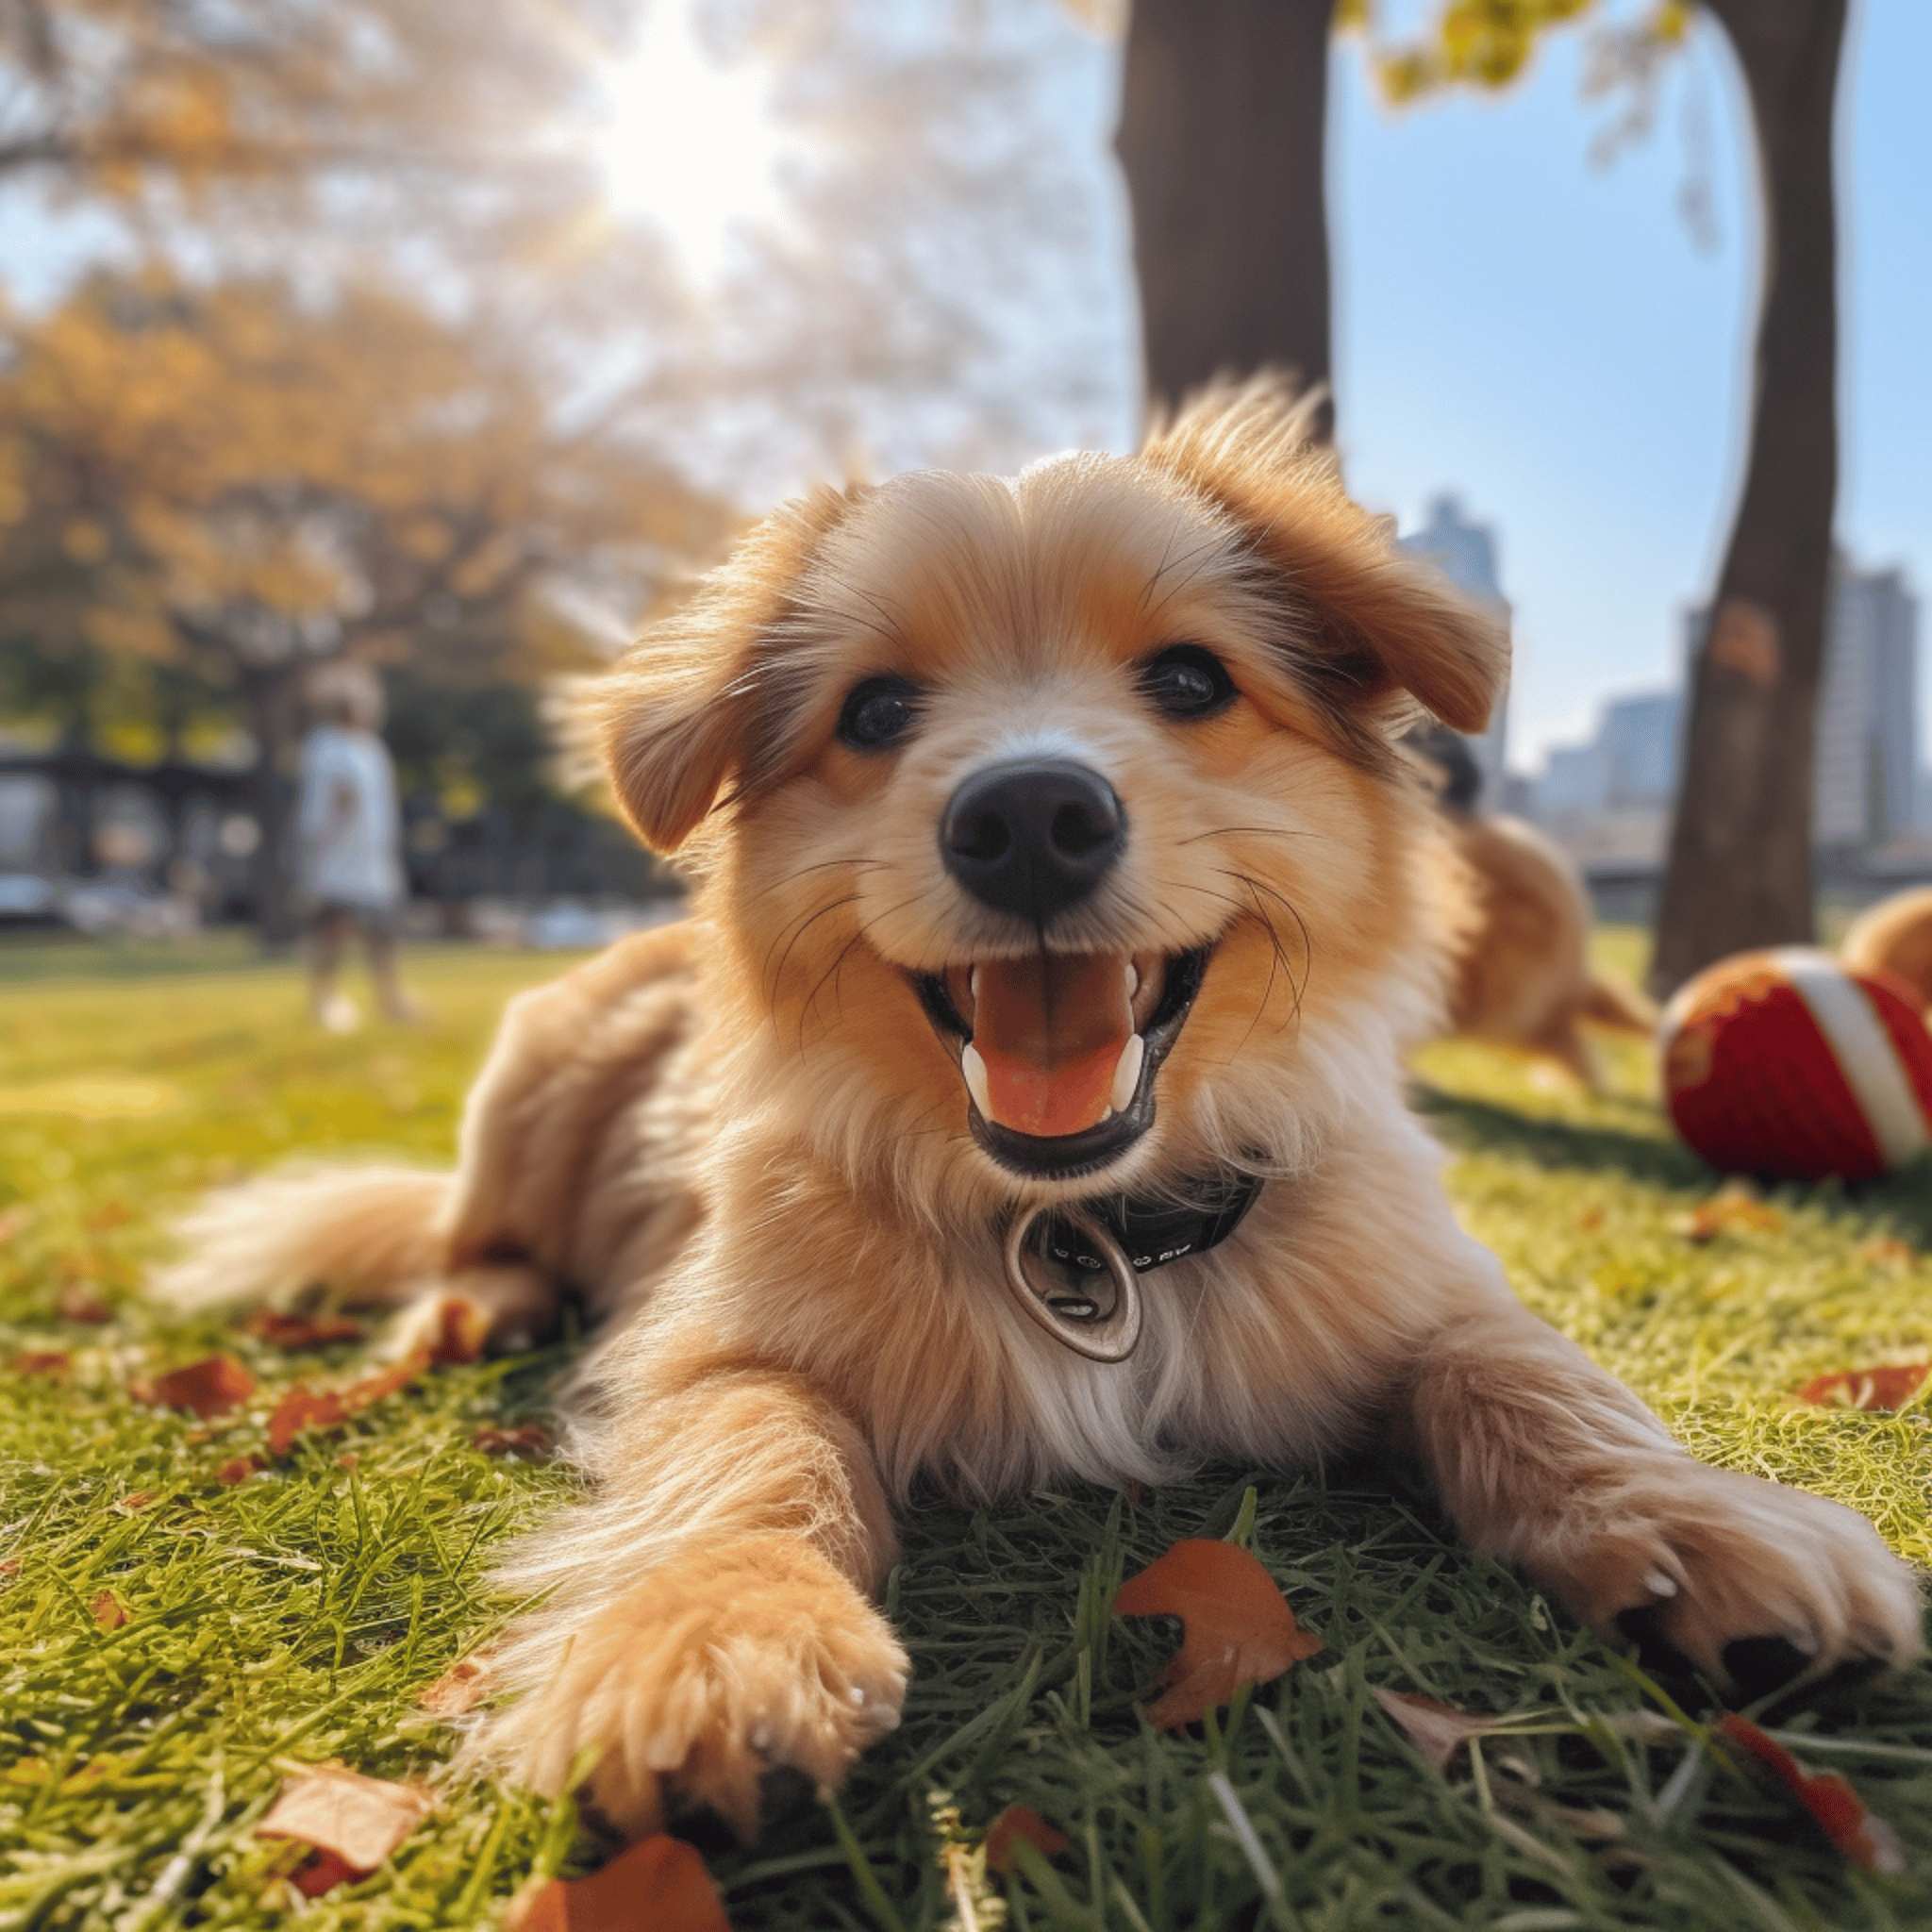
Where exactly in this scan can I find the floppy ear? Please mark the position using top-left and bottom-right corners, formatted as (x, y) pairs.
(594, 484), (861, 854)
(1141, 376), (1507, 737)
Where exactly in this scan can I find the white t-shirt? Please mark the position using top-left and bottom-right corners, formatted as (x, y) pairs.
(297, 724), (404, 910)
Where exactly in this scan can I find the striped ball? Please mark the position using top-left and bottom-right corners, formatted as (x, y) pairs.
(1658, 947), (1932, 1183)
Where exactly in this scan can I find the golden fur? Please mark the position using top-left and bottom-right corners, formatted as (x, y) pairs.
(159, 381), (1921, 1840)
(1842, 886), (1932, 1009)
(1440, 809), (1656, 1089)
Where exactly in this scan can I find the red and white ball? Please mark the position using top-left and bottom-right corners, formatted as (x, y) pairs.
(1658, 947), (1932, 1183)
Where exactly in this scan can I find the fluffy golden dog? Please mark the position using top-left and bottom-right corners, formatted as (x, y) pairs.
(1440, 809), (1656, 1089)
(162, 383), (1920, 1840)
(1842, 886), (1932, 1010)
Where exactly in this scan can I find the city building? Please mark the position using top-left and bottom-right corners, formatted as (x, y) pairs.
(1530, 555), (1919, 871)
(1813, 561), (1919, 852)
(1399, 496), (1510, 806)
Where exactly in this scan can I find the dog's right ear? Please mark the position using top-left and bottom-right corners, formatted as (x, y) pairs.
(595, 484), (861, 855)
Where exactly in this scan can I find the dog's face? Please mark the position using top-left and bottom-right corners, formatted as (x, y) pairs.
(599, 385), (1505, 1218)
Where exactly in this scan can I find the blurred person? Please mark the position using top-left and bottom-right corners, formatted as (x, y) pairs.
(297, 659), (420, 1030)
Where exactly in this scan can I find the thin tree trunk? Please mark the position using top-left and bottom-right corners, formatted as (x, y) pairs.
(242, 660), (304, 948)
(1650, 0), (1847, 995)
(1117, 0), (1337, 439)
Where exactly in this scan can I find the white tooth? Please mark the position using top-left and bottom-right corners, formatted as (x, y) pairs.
(961, 1042), (992, 1118)
(1643, 1571), (1678, 1600)
(1110, 1033), (1145, 1112)
(1125, 961), (1140, 998)
(969, 965), (981, 1003)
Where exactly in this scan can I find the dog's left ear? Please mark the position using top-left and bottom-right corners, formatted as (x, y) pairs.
(595, 484), (863, 854)
(1142, 378), (1507, 736)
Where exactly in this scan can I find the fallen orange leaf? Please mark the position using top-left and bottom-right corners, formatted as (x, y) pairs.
(57, 1285), (113, 1324)
(256, 1764), (434, 1888)
(115, 1491), (153, 1513)
(1674, 1188), (1782, 1243)
(418, 1655), (491, 1720)
(1797, 1364), (1929, 1411)
(985, 1803), (1070, 1874)
(292, 1849), (359, 1898)
(1716, 1713), (1905, 1874)
(508, 1834), (731, 1932)
(266, 1350), (429, 1456)
(266, 1387), (346, 1456)
(1857, 1236), (1916, 1273)
(91, 1591), (127, 1630)
(216, 1455), (262, 1485)
(141, 1354), (255, 1418)
(473, 1423), (552, 1458)
(1113, 1539), (1323, 1728)
(1373, 1687), (1498, 1772)
(244, 1309), (366, 1351)
(12, 1351), (69, 1376)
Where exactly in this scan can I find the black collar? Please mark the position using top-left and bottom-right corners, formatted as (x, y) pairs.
(1030, 1165), (1264, 1288)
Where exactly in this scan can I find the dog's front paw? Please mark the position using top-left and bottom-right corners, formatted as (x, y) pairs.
(1522, 1462), (1923, 1695)
(482, 1534), (908, 1840)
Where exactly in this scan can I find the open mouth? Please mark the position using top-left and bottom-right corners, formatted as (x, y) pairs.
(913, 946), (1211, 1179)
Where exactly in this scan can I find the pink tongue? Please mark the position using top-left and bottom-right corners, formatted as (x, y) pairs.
(973, 954), (1133, 1138)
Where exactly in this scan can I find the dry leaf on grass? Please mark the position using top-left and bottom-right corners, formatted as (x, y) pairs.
(1716, 1713), (1905, 1874)
(1113, 1539), (1323, 1728)
(267, 1353), (427, 1456)
(57, 1285), (113, 1324)
(215, 1455), (262, 1486)
(12, 1351), (69, 1376)
(114, 1491), (153, 1514)
(984, 1802), (1069, 1874)
(1797, 1363), (1929, 1411)
(136, 1354), (255, 1418)
(244, 1309), (365, 1351)
(418, 1655), (491, 1719)
(1374, 1688), (1501, 1772)
(1857, 1235), (1916, 1273)
(473, 1423), (552, 1458)
(508, 1834), (731, 1932)
(1674, 1188), (1782, 1243)
(91, 1591), (126, 1630)
(257, 1764), (435, 1894)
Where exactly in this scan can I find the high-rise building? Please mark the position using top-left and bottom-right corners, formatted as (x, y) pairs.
(1813, 560), (1919, 849)
(1399, 496), (1510, 806)
(1684, 559), (1921, 850)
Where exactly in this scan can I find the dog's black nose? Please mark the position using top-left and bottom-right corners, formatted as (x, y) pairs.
(941, 758), (1124, 922)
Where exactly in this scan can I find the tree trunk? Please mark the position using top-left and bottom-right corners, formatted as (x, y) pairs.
(1650, 0), (1847, 995)
(242, 659), (305, 948)
(1117, 0), (1337, 439)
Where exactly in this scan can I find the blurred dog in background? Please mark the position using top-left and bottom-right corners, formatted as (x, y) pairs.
(1409, 724), (1655, 1089)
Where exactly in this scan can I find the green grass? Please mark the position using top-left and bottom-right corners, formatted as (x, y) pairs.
(3, 932), (1931, 1930)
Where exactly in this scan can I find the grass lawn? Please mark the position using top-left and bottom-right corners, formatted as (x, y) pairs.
(3, 930), (1931, 1930)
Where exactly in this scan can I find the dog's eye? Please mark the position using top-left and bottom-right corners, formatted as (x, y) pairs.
(1140, 645), (1236, 720)
(837, 675), (924, 752)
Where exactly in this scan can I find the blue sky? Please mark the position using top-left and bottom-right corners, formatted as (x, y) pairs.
(1325, 0), (1930, 773)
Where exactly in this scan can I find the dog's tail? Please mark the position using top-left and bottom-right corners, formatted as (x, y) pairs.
(1580, 969), (1657, 1036)
(151, 1165), (453, 1310)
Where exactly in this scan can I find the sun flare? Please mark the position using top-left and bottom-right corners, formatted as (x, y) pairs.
(592, 2), (791, 284)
